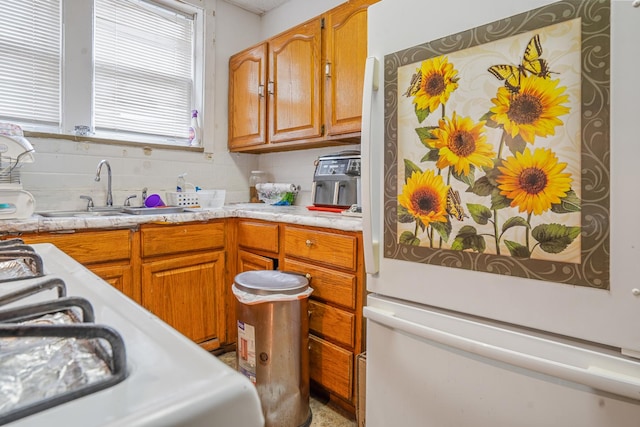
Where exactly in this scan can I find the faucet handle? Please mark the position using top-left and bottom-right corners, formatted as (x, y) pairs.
(80, 195), (94, 210)
(124, 194), (137, 207)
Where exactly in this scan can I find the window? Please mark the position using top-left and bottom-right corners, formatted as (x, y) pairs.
(0, 0), (205, 147)
(0, 0), (61, 128)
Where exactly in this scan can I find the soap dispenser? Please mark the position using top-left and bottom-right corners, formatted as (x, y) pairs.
(177, 173), (187, 192)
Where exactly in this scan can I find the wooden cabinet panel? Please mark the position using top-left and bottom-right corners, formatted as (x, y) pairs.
(238, 249), (275, 272)
(283, 258), (356, 309)
(141, 251), (225, 344)
(22, 229), (132, 265)
(284, 226), (357, 271)
(309, 300), (355, 348)
(310, 334), (354, 401)
(237, 220), (279, 254)
(90, 263), (137, 303)
(228, 43), (268, 149)
(268, 18), (323, 144)
(141, 222), (224, 258)
(324, 0), (373, 137)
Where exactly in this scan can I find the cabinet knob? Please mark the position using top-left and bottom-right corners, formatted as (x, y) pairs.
(305, 239), (313, 248)
(258, 84), (265, 98)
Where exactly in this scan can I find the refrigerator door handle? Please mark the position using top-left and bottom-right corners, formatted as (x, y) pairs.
(361, 56), (380, 274)
(364, 305), (640, 401)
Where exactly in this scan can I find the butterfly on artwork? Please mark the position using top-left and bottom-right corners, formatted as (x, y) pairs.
(446, 188), (468, 221)
(403, 71), (422, 97)
(487, 34), (553, 94)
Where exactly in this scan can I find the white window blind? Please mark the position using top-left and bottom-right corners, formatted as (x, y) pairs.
(94, 0), (194, 141)
(0, 0), (61, 128)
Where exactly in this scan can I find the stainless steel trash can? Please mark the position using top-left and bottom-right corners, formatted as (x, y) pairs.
(233, 270), (313, 427)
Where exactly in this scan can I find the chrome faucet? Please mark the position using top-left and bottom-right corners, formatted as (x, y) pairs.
(95, 160), (113, 206)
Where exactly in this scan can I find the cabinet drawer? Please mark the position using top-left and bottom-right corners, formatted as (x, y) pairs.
(309, 300), (355, 348)
(141, 222), (224, 258)
(22, 229), (132, 265)
(309, 335), (354, 401)
(284, 226), (356, 271)
(283, 258), (356, 309)
(238, 220), (279, 254)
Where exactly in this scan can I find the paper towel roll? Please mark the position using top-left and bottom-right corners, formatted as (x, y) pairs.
(255, 183), (298, 193)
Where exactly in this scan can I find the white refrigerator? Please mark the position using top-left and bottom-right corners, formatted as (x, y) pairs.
(361, 0), (640, 425)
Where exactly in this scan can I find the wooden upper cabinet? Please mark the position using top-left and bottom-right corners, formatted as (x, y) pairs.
(228, 1), (378, 153)
(268, 18), (323, 144)
(324, 0), (375, 137)
(228, 43), (268, 150)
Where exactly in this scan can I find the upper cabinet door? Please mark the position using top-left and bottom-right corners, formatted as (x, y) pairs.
(268, 19), (323, 144)
(324, 0), (376, 138)
(228, 43), (268, 150)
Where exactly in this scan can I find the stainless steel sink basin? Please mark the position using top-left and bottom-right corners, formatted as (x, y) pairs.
(122, 206), (185, 215)
(38, 210), (128, 218)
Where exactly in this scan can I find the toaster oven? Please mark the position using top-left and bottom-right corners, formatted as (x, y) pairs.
(311, 150), (361, 209)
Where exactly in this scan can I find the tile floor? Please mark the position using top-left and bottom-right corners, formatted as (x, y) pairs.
(216, 351), (356, 427)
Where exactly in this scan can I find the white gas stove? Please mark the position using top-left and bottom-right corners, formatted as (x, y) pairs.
(0, 243), (264, 426)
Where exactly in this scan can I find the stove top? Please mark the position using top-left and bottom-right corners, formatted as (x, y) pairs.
(0, 242), (264, 426)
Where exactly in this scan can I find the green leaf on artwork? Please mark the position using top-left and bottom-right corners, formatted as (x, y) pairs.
(468, 175), (494, 196)
(415, 126), (436, 143)
(404, 159), (423, 182)
(399, 231), (420, 245)
(431, 219), (451, 242)
(550, 189), (581, 213)
(420, 148), (440, 162)
(415, 104), (429, 123)
(532, 223), (581, 254)
(504, 240), (531, 258)
(479, 111), (499, 128)
(490, 188), (511, 210)
(502, 216), (530, 232)
(451, 166), (475, 186)
(397, 205), (415, 223)
(505, 133), (527, 155)
(451, 226), (486, 252)
(467, 203), (492, 225)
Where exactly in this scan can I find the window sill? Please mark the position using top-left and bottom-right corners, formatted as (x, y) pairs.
(24, 131), (205, 152)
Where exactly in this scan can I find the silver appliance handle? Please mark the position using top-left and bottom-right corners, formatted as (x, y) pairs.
(311, 181), (317, 204)
(361, 56), (379, 273)
(365, 305), (640, 401)
(333, 182), (341, 205)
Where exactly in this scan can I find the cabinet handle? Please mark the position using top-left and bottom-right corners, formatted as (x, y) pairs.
(325, 62), (331, 77)
(267, 81), (274, 95)
(258, 84), (264, 98)
(305, 239), (313, 248)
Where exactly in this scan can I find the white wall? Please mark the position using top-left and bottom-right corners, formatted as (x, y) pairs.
(18, 0), (356, 211)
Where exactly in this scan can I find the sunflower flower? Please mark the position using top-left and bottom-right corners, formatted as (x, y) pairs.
(412, 56), (459, 113)
(496, 147), (572, 215)
(398, 170), (449, 227)
(490, 75), (570, 144)
(429, 112), (495, 176)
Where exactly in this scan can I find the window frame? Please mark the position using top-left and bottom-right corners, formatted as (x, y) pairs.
(48, 0), (206, 148)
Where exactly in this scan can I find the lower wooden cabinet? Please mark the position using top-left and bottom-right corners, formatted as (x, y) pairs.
(141, 250), (225, 350)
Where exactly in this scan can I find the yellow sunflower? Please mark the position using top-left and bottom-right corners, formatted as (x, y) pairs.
(490, 75), (570, 144)
(398, 170), (449, 227)
(413, 56), (459, 113)
(496, 147), (572, 215)
(429, 112), (495, 176)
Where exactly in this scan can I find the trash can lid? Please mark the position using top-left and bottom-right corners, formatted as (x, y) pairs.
(234, 270), (309, 295)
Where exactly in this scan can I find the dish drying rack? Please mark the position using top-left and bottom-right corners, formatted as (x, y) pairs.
(0, 124), (37, 219)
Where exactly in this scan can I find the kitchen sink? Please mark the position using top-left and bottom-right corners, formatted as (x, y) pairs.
(121, 206), (185, 215)
(38, 210), (128, 218)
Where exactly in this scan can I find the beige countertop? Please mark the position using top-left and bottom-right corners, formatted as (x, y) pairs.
(0, 204), (363, 234)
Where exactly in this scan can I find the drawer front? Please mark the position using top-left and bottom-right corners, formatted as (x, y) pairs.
(238, 249), (275, 272)
(284, 226), (356, 271)
(238, 220), (279, 254)
(141, 222), (224, 258)
(309, 335), (354, 401)
(22, 229), (132, 265)
(309, 300), (355, 348)
(283, 258), (356, 309)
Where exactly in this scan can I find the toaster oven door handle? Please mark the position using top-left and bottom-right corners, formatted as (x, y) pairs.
(311, 181), (317, 203)
(333, 182), (341, 205)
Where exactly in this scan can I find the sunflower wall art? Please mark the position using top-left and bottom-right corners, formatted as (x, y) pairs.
(384, 0), (610, 288)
